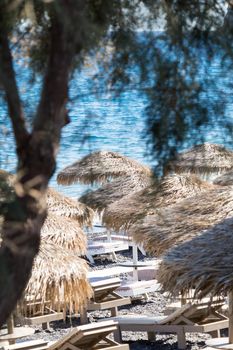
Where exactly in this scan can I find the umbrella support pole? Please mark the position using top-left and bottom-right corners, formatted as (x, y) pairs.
(7, 315), (14, 335)
(132, 243), (138, 281)
(180, 293), (187, 306)
(229, 291), (233, 343)
(6, 314), (14, 345)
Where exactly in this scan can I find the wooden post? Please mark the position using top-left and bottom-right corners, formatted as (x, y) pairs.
(132, 242), (138, 281)
(229, 291), (233, 343)
(110, 306), (118, 317)
(7, 315), (14, 334)
(107, 231), (111, 242)
(177, 328), (187, 350)
(180, 293), (187, 306)
(7, 314), (14, 345)
(147, 332), (156, 342)
(42, 322), (49, 330)
(80, 308), (88, 325)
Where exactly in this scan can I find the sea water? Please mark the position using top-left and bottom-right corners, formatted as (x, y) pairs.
(0, 61), (151, 198)
(1, 41), (233, 198)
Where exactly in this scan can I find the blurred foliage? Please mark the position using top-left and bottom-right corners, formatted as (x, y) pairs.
(1, 0), (233, 173)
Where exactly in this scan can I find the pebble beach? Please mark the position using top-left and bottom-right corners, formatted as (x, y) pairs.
(21, 247), (217, 350)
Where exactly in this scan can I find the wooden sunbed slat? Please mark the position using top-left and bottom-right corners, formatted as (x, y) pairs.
(108, 301), (228, 349)
(48, 321), (119, 350)
(3, 339), (49, 350)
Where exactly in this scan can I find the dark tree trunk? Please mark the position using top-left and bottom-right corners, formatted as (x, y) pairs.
(0, 1), (78, 326)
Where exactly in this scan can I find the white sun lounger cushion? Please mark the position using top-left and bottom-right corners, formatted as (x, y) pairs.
(113, 304), (192, 325)
(116, 280), (161, 297)
(127, 267), (158, 281)
(93, 235), (131, 242)
(88, 241), (129, 253)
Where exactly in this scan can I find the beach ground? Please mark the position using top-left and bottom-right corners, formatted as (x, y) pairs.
(19, 247), (224, 350)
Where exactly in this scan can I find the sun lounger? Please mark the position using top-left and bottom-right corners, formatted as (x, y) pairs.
(164, 296), (226, 315)
(2, 339), (49, 350)
(47, 320), (129, 350)
(110, 301), (228, 349)
(0, 326), (35, 349)
(92, 234), (146, 255)
(87, 241), (129, 263)
(127, 266), (158, 281)
(116, 280), (161, 298)
(18, 299), (64, 330)
(80, 278), (131, 324)
(88, 266), (134, 279)
(205, 337), (232, 349)
(87, 261), (160, 280)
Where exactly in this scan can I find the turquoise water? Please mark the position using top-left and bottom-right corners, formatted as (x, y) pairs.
(0, 63), (151, 197)
(1, 49), (233, 198)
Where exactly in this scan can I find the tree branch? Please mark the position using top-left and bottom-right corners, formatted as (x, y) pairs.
(0, 1), (82, 326)
(33, 0), (81, 137)
(0, 26), (29, 157)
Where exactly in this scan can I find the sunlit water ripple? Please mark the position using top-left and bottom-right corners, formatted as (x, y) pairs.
(1, 52), (233, 198)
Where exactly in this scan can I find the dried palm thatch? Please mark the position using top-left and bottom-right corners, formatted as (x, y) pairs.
(57, 150), (152, 185)
(79, 173), (152, 213)
(213, 170), (233, 186)
(47, 188), (94, 227)
(23, 240), (92, 316)
(0, 169), (15, 204)
(157, 217), (233, 299)
(103, 174), (213, 232)
(0, 169), (13, 181)
(131, 186), (233, 257)
(41, 213), (87, 255)
(167, 143), (233, 176)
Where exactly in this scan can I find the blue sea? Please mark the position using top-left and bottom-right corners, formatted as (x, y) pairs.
(1, 41), (233, 198)
(0, 60), (152, 197)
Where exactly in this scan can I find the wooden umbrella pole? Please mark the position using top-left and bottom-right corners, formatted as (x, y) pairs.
(229, 290), (233, 343)
(7, 314), (14, 334)
(132, 242), (138, 281)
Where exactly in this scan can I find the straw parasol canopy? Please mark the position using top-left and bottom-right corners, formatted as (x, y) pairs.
(0, 169), (13, 181)
(103, 174), (213, 232)
(46, 188), (94, 227)
(0, 169), (15, 203)
(41, 213), (87, 255)
(213, 170), (233, 186)
(157, 216), (233, 299)
(131, 186), (233, 257)
(79, 173), (152, 214)
(23, 240), (92, 315)
(158, 216), (233, 345)
(167, 143), (233, 176)
(57, 150), (152, 185)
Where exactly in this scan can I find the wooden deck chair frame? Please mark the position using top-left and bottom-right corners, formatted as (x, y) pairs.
(111, 301), (228, 349)
(87, 241), (129, 263)
(80, 278), (131, 324)
(47, 320), (129, 350)
(2, 339), (49, 350)
(90, 278), (122, 302)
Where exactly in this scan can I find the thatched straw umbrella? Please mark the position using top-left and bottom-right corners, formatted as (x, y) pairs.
(168, 143), (233, 176)
(0, 169), (14, 203)
(213, 170), (233, 186)
(79, 173), (152, 213)
(41, 213), (87, 255)
(130, 186), (233, 257)
(47, 188), (94, 227)
(57, 150), (152, 185)
(24, 240), (92, 315)
(0, 169), (13, 181)
(157, 217), (233, 343)
(103, 174), (213, 232)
